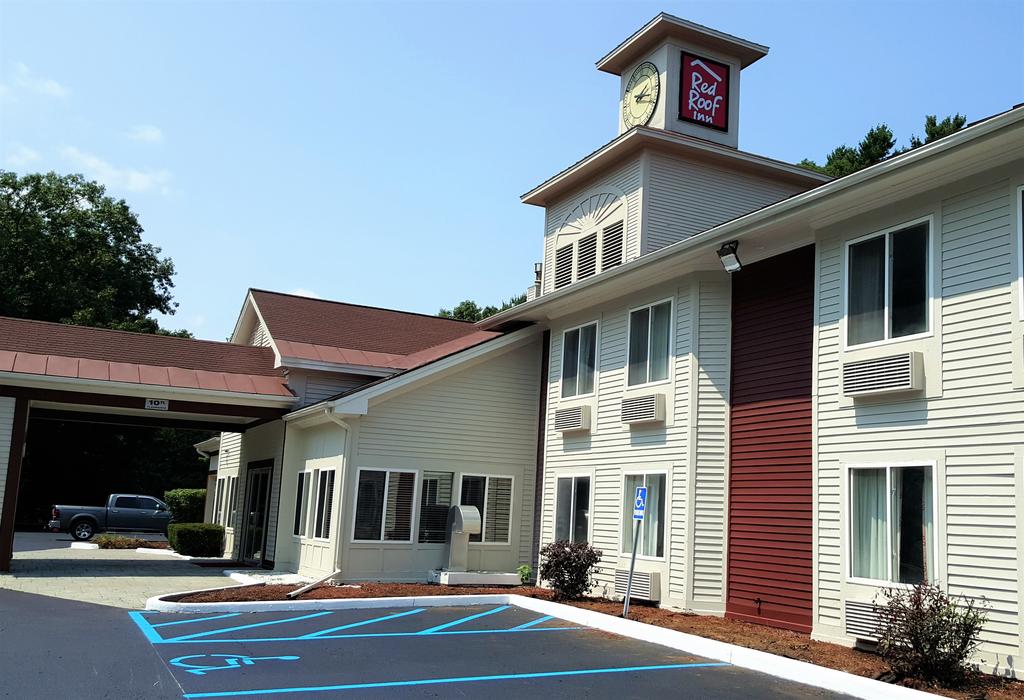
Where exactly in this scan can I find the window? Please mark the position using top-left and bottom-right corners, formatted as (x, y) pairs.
(553, 220), (625, 290)
(293, 472), (310, 537)
(313, 469), (336, 539)
(418, 471), (453, 544)
(555, 475), (591, 543)
(847, 221), (930, 346)
(849, 465), (935, 584)
(353, 469), (416, 542)
(211, 481), (224, 524)
(226, 477), (237, 529)
(561, 323), (597, 398)
(621, 473), (666, 558)
(459, 475), (513, 544)
(628, 301), (671, 386)
(115, 495), (140, 510)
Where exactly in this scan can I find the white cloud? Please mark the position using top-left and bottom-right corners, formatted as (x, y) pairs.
(9, 62), (68, 98)
(287, 288), (322, 299)
(128, 124), (164, 143)
(60, 146), (172, 194)
(4, 143), (40, 167)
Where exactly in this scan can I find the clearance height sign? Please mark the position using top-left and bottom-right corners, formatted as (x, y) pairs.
(679, 52), (730, 131)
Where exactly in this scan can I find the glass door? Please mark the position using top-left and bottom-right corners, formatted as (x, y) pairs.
(241, 464), (272, 565)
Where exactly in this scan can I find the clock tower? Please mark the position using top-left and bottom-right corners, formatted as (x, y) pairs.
(599, 14), (768, 149)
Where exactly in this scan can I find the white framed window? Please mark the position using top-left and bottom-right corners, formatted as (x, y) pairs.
(352, 468), (416, 543)
(847, 463), (936, 585)
(553, 221), (625, 289)
(845, 217), (932, 348)
(292, 471), (311, 537)
(627, 299), (672, 386)
(459, 474), (514, 544)
(225, 476), (238, 530)
(621, 472), (666, 559)
(561, 322), (598, 398)
(418, 471), (454, 544)
(554, 474), (591, 543)
(312, 469), (336, 540)
(212, 478), (225, 524)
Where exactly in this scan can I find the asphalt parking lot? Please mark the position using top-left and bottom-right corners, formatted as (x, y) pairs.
(130, 604), (851, 699)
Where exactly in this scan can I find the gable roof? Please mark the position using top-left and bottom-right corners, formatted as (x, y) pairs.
(0, 316), (292, 398)
(248, 289), (500, 372)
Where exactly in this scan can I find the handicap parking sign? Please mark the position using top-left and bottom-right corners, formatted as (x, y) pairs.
(633, 486), (647, 521)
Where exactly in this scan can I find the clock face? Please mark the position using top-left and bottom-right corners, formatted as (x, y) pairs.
(622, 61), (660, 128)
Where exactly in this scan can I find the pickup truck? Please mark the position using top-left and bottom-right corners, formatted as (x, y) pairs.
(48, 494), (173, 541)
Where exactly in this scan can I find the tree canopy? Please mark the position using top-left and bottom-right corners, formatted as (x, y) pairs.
(0, 170), (186, 335)
(798, 114), (967, 179)
(438, 294), (527, 322)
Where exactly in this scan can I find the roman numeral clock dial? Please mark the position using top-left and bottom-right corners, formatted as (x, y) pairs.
(622, 61), (660, 128)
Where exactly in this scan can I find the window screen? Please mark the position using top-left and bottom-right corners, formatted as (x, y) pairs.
(313, 470), (335, 539)
(293, 472), (308, 537)
(418, 471), (453, 544)
(354, 470), (386, 540)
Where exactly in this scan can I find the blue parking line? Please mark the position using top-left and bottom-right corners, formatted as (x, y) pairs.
(155, 625), (581, 644)
(417, 605), (510, 634)
(152, 613), (242, 628)
(180, 662), (731, 697)
(511, 615), (553, 630)
(166, 611), (334, 642)
(128, 611), (163, 643)
(299, 608), (426, 638)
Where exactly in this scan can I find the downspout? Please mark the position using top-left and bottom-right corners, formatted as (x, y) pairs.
(529, 331), (550, 582)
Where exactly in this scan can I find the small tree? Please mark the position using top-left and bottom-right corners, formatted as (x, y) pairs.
(164, 488), (206, 523)
(539, 540), (601, 601)
(875, 582), (987, 688)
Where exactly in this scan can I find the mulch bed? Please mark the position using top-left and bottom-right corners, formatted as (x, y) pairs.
(177, 582), (1023, 699)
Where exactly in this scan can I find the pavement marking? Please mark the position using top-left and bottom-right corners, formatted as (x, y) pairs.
(416, 605), (510, 634)
(299, 608), (426, 638)
(166, 611), (334, 642)
(171, 654), (301, 676)
(179, 662), (732, 697)
(511, 614), (553, 630)
(153, 613), (242, 628)
(153, 626), (583, 644)
(128, 611), (163, 643)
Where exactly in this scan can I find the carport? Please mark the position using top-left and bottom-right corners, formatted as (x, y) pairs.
(0, 316), (297, 571)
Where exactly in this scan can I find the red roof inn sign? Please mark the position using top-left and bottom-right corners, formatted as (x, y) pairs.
(680, 52), (730, 131)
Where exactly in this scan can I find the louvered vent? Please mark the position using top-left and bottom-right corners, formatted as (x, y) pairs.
(553, 405), (590, 433)
(621, 394), (665, 425)
(842, 352), (923, 396)
(845, 601), (882, 641)
(554, 245), (574, 289)
(577, 233), (598, 280)
(614, 569), (661, 601)
(602, 221), (624, 270)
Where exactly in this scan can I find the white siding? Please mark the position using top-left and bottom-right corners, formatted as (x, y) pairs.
(288, 370), (373, 407)
(248, 320), (271, 347)
(644, 152), (804, 253)
(0, 397), (15, 523)
(341, 340), (543, 580)
(541, 156), (643, 294)
(215, 432), (242, 557)
(813, 173), (1024, 672)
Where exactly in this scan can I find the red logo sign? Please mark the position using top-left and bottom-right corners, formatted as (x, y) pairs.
(679, 53), (730, 131)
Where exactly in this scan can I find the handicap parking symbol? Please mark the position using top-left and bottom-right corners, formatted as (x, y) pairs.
(170, 654), (300, 676)
(633, 486), (647, 521)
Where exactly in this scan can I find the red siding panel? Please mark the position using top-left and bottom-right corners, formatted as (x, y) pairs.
(727, 245), (814, 633)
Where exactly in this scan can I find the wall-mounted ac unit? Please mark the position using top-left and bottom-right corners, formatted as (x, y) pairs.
(553, 405), (590, 433)
(842, 352), (923, 397)
(621, 394), (665, 425)
(614, 568), (661, 601)
(845, 600), (882, 641)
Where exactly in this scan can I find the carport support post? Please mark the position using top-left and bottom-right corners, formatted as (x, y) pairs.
(0, 397), (30, 572)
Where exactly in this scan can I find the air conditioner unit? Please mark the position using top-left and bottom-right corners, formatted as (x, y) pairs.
(614, 568), (661, 601)
(842, 352), (923, 397)
(621, 394), (665, 425)
(553, 405), (590, 433)
(845, 600), (882, 641)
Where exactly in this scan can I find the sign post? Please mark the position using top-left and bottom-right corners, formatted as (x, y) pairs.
(622, 485), (647, 618)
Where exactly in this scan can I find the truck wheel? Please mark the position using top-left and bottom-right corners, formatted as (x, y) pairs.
(71, 520), (96, 541)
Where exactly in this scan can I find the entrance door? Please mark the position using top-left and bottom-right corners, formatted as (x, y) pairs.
(241, 461), (273, 565)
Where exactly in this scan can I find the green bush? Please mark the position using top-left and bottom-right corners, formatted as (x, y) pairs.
(539, 540), (602, 601)
(95, 534), (151, 549)
(875, 582), (988, 688)
(168, 523), (224, 557)
(517, 564), (533, 585)
(164, 488), (206, 523)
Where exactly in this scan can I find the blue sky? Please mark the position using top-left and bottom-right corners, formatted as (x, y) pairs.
(2, 1), (1022, 341)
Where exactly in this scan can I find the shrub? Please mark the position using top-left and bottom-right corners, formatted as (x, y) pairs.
(95, 534), (149, 549)
(517, 564), (533, 585)
(539, 540), (602, 601)
(168, 523), (224, 557)
(875, 582), (987, 687)
(164, 488), (206, 523)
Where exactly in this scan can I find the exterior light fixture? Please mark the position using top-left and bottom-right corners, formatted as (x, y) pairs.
(717, 241), (741, 273)
(534, 262), (543, 285)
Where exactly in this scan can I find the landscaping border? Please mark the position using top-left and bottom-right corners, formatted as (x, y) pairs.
(144, 589), (939, 699)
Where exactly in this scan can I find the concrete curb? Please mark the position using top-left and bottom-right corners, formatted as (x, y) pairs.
(144, 589), (940, 699)
(70, 542), (99, 550)
(134, 548), (190, 558)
